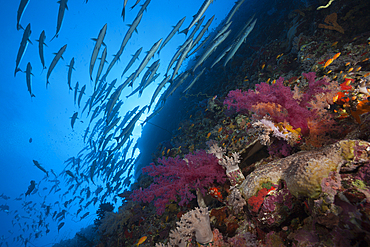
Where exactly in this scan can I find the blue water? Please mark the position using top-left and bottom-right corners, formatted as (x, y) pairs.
(0, 0), (240, 246)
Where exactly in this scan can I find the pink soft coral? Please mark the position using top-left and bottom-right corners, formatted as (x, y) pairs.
(131, 150), (226, 215)
(224, 72), (331, 136)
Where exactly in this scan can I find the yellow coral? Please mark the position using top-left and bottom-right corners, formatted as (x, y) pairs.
(318, 13), (344, 34)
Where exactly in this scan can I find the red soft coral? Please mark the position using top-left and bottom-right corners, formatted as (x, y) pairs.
(131, 150), (226, 215)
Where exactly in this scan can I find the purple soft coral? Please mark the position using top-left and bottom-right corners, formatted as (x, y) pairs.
(131, 150), (226, 215)
(224, 72), (330, 135)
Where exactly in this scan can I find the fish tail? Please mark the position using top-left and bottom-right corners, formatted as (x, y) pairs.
(50, 34), (58, 42)
(179, 28), (188, 36)
(17, 23), (24, 31)
(14, 68), (22, 77)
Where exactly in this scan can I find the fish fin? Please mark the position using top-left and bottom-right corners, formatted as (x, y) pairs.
(179, 28), (188, 35)
(102, 41), (107, 47)
(31, 94), (35, 98)
(91, 38), (97, 42)
(28, 39), (33, 45)
(65, 4), (68, 10)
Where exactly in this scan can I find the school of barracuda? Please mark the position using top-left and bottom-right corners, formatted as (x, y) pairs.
(5, 0), (256, 245)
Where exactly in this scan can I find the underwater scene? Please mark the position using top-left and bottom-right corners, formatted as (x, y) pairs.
(1, 0), (370, 246)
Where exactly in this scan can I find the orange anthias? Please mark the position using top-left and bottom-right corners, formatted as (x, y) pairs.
(351, 99), (370, 123)
(136, 236), (147, 246)
(323, 52), (341, 68)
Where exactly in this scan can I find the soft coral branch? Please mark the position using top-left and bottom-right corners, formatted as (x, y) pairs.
(131, 150), (226, 215)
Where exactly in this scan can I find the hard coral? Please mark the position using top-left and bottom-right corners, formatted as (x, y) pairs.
(159, 207), (214, 247)
(240, 140), (370, 200)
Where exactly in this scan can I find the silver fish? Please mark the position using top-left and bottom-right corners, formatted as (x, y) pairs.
(187, 34), (211, 57)
(25, 62), (35, 98)
(180, 0), (214, 35)
(225, 0), (246, 24)
(36, 30), (47, 71)
(157, 16), (186, 54)
(74, 81), (79, 105)
(46, 44), (67, 87)
(136, 0), (151, 18)
(103, 13), (143, 80)
(66, 57), (75, 90)
(148, 75), (171, 111)
(131, 0), (141, 9)
(193, 29), (231, 72)
(51, 0), (69, 41)
(121, 47), (142, 78)
(166, 38), (192, 76)
(15, 23), (32, 76)
(171, 40), (193, 81)
(95, 46), (107, 89)
(121, 0), (128, 21)
(32, 160), (48, 176)
(90, 23), (107, 80)
(210, 45), (232, 68)
(70, 112), (78, 129)
(127, 59), (160, 98)
(190, 15), (214, 52)
(183, 67), (206, 93)
(16, 0), (30, 30)
(131, 38), (162, 86)
(224, 18), (256, 67)
(78, 85), (86, 108)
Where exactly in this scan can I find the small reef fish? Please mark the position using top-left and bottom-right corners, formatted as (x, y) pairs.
(136, 236), (147, 246)
(323, 52), (341, 68)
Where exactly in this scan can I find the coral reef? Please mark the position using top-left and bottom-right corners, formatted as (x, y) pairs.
(240, 140), (370, 200)
(95, 1), (370, 246)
